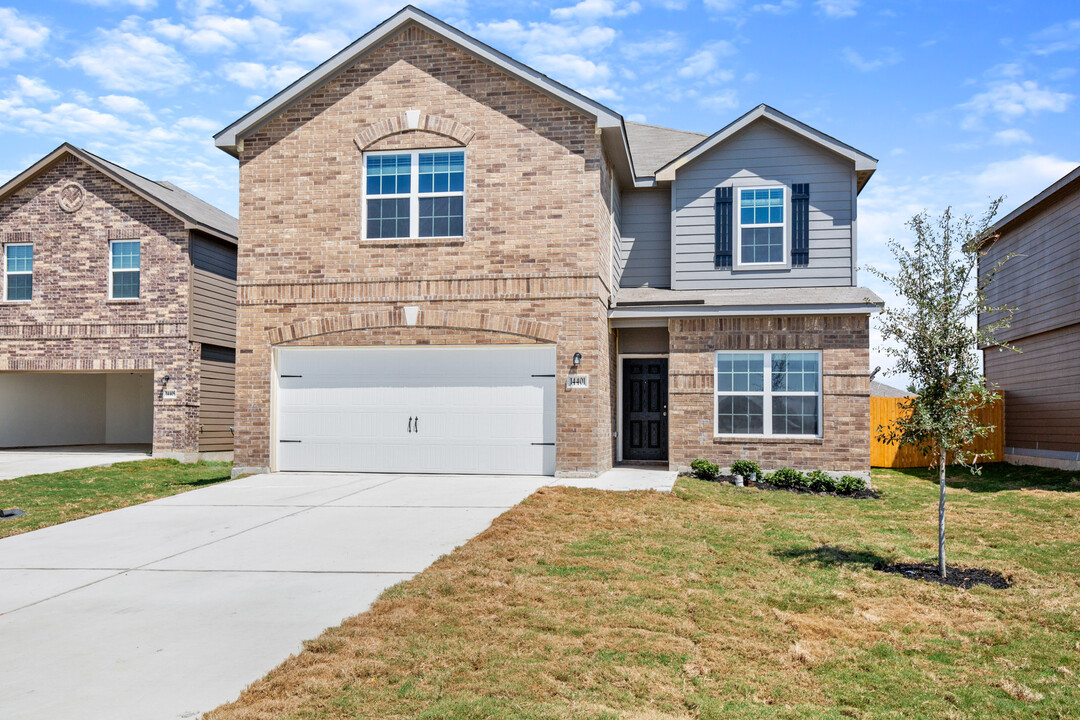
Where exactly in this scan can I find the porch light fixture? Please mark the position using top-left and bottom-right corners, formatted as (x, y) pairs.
(572, 352), (582, 366)
(161, 374), (171, 386)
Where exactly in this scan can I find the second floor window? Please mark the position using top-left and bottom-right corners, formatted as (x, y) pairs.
(110, 240), (140, 299)
(738, 187), (786, 265)
(4, 244), (32, 302)
(365, 150), (465, 240)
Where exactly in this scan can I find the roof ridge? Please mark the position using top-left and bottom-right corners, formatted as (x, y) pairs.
(625, 120), (707, 137)
(78, 147), (175, 194)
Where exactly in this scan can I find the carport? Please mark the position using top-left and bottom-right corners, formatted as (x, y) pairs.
(0, 372), (154, 449)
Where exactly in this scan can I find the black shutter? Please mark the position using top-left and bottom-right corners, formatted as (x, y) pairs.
(715, 186), (733, 268)
(791, 183), (810, 267)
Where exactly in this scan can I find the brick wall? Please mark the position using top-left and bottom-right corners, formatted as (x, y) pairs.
(232, 26), (615, 475)
(668, 314), (870, 473)
(0, 155), (200, 455)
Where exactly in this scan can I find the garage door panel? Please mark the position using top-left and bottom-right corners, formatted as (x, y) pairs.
(276, 346), (556, 475)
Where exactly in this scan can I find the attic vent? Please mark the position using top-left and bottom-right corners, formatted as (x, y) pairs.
(107, 227), (141, 240)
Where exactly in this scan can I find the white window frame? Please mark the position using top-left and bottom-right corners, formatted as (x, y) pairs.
(109, 239), (141, 300)
(3, 243), (33, 303)
(734, 185), (789, 270)
(361, 147), (466, 241)
(713, 350), (823, 438)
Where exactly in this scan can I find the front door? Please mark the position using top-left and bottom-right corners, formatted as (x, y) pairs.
(622, 358), (668, 462)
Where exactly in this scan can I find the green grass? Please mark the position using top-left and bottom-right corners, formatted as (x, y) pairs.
(0, 458), (232, 538)
(206, 463), (1080, 720)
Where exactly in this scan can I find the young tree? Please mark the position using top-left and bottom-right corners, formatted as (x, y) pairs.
(867, 199), (1014, 578)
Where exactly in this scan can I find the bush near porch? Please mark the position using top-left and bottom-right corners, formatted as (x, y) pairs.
(207, 463), (1080, 720)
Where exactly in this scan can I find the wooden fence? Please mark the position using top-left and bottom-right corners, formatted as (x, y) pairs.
(870, 396), (1005, 468)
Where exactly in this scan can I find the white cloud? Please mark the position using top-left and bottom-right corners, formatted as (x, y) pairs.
(533, 53), (612, 85)
(0, 7), (49, 67)
(677, 41), (736, 78)
(959, 80), (1073, 129)
(472, 19), (617, 57)
(550, 0), (641, 20)
(621, 31), (683, 59)
(222, 61), (307, 89)
(842, 47), (901, 72)
(1029, 18), (1080, 56)
(701, 89), (739, 111)
(98, 94), (154, 117)
(704, 0), (743, 12)
(15, 76), (59, 102)
(285, 30), (350, 62)
(753, 0), (799, 14)
(12, 102), (134, 136)
(627, 112), (647, 122)
(149, 15), (288, 55)
(816, 0), (859, 18)
(991, 128), (1033, 146)
(71, 30), (193, 92)
(969, 154), (1078, 203)
(74, 0), (157, 8)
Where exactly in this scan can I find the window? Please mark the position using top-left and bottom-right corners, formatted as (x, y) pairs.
(110, 240), (140, 299)
(364, 150), (465, 239)
(4, 244), (32, 302)
(737, 186), (786, 265)
(715, 351), (821, 436)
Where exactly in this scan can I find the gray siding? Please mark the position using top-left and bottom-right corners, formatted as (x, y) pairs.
(189, 233), (237, 348)
(984, 323), (1080, 453)
(618, 188), (671, 288)
(981, 184), (1080, 344)
(611, 181), (624, 287)
(672, 119), (855, 290)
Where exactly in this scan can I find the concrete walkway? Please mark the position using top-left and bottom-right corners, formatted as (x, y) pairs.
(0, 467), (675, 719)
(0, 445), (151, 481)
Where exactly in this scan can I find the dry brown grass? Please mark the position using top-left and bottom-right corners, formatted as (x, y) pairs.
(206, 465), (1080, 720)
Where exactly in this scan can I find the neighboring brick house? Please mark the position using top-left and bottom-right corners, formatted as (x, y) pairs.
(214, 6), (881, 478)
(0, 144), (238, 460)
(980, 166), (1080, 470)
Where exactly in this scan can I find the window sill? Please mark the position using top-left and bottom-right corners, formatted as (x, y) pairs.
(0, 300), (32, 304)
(360, 237), (465, 248)
(730, 264), (791, 272)
(107, 298), (142, 304)
(713, 435), (823, 444)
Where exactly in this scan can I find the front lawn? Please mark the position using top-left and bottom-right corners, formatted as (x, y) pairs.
(207, 463), (1080, 720)
(0, 459), (232, 539)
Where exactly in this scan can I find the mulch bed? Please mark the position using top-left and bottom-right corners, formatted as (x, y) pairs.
(874, 562), (1011, 589)
(703, 474), (881, 500)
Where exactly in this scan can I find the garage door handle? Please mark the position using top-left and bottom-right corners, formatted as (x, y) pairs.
(280, 440), (301, 443)
(408, 417), (414, 433)
(414, 417), (419, 433)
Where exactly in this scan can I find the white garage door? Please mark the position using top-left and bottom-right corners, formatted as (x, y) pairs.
(275, 346), (556, 475)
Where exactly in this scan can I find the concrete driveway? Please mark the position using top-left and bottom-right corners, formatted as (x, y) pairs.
(0, 445), (151, 481)
(0, 467), (674, 719)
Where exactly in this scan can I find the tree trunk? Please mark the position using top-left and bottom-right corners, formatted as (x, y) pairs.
(938, 447), (947, 579)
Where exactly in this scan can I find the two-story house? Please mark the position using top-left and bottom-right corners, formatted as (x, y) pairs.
(0, 144), (239, 460)
(215, 6), (881, 478)
(981, 165), (1080, 470)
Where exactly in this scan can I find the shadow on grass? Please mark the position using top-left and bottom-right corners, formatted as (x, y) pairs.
(174, 474), (231, 488)
(883, 463), (1080, 494)
(772, 544), (892, 569)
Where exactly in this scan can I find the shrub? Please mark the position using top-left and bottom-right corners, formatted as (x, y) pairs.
(730, 459), (762, 479)
(690, 458), (720, 481)
(769, 467), (804, 489)
(837, 475), (867, 494)
(806, 470), (838, 493)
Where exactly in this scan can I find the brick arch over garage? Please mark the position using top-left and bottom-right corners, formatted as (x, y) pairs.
(267, 308), (559, 345)
(354, 112), (476, 150)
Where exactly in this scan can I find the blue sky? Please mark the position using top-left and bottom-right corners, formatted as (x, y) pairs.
(1, 0), (1078, 385)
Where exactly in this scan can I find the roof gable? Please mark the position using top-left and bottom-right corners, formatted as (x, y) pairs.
(654, 105), (877, 192)
(0, 144), (238, 241)
(215, 5), (625, 157)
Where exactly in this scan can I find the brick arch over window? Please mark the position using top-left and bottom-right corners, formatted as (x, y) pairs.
(354, 113), (476, 151)
(268, 308), (558, 345)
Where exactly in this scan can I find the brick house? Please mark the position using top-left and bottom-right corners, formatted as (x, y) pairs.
(0, 144), (238, 460)
(214, 6), (881, 478)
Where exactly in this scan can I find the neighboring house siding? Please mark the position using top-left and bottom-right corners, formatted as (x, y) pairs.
(618, 189), (671, 288)
(190, 232), (237, 348)
(198, 344), (235, 453)
(672, 119), (855, 290)
(981, 186), (1080, 344)
(984, 324), (1080, 453)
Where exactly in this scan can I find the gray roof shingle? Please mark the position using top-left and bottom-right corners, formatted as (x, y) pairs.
(624, 121), (707, 177)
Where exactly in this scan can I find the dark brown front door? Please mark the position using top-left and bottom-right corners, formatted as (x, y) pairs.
(622, 358), (668, 462)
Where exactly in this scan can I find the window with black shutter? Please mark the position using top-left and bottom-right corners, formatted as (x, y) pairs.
(791, 183), (810, 267)
(714, 186), (733, 268)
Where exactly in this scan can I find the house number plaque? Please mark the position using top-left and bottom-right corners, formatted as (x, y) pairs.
(566, 374), (589, 389)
